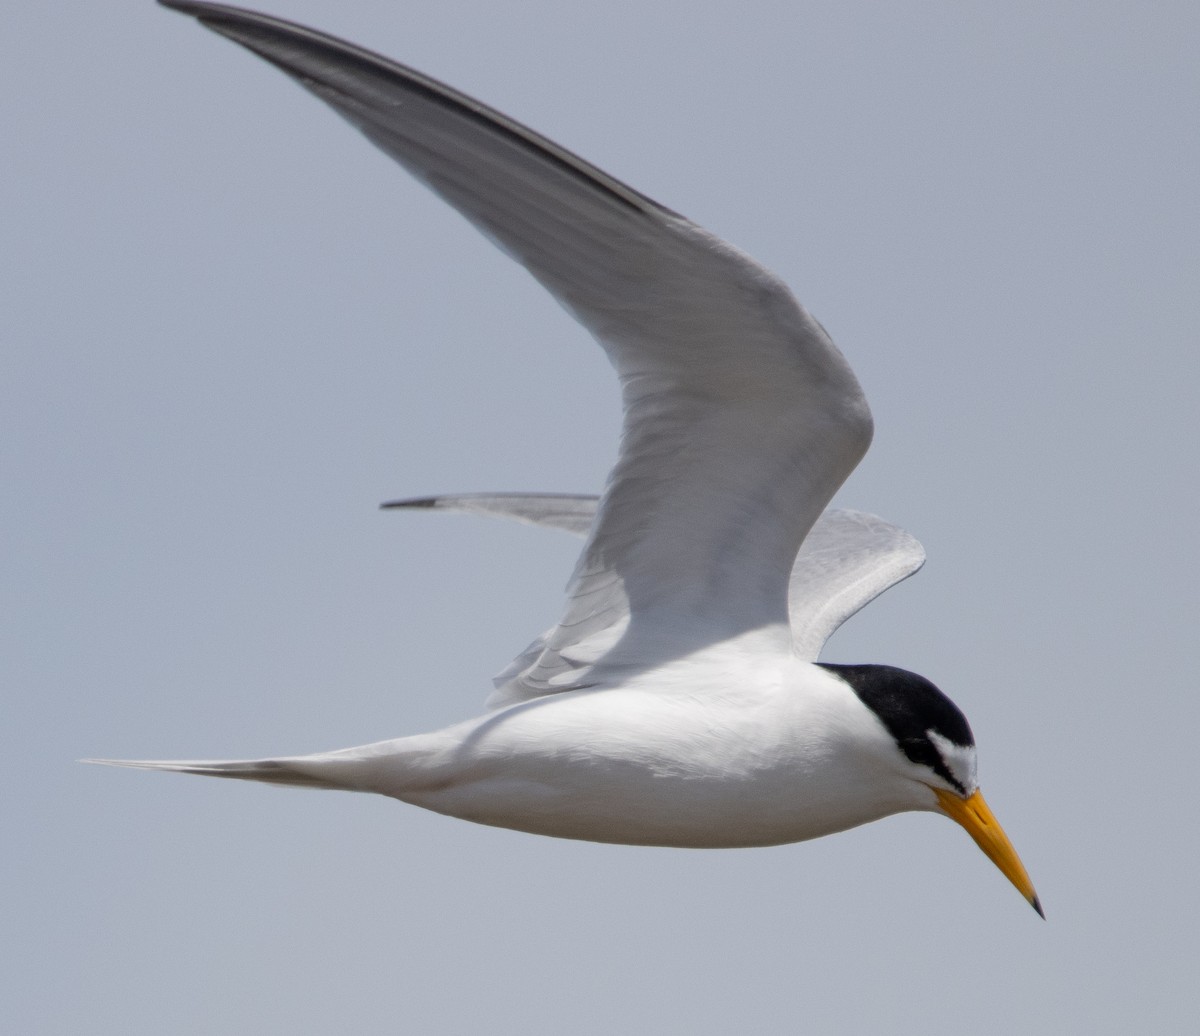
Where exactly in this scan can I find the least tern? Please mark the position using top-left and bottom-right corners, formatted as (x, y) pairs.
(94, 1), (1041, 916)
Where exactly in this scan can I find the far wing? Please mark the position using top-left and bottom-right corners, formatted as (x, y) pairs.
(387, 495), (925, 693)
(382, 493), (598, 537)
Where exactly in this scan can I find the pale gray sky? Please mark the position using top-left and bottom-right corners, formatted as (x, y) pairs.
(5, 1), (1199, 1032)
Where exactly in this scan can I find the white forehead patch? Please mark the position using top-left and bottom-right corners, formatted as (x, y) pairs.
(927, 730), (978, 794)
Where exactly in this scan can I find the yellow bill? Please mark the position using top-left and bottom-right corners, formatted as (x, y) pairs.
(935, 788), (1043, 918)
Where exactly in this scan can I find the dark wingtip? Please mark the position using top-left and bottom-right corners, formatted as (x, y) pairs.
(380, 496), (439, 510)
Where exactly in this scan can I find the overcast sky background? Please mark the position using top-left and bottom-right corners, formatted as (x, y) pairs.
(5, 1), (1199, 1032)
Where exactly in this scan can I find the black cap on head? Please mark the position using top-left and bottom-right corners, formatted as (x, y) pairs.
(819, 663), (974, 793)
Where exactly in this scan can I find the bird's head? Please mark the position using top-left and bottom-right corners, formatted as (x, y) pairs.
(821, 663), (1042, 918)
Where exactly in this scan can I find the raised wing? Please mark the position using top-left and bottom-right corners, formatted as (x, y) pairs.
(387, 495), (925, 697)
(164, 2), (874, 697)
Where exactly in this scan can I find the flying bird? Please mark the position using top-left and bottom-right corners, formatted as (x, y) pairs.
(94, 0), (1041, 916)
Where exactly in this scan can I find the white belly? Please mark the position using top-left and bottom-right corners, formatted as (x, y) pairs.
(381, 680), (907, 849)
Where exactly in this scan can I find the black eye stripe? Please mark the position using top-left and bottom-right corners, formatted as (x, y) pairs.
(900, 738), (967, 794)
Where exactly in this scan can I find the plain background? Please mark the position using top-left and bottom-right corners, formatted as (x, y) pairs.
(5, 1), (1198, 1032)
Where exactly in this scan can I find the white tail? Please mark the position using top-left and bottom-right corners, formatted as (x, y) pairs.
(82, 756), (364, 792)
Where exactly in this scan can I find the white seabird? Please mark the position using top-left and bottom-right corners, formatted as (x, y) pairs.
(93, 0), (1041, 916)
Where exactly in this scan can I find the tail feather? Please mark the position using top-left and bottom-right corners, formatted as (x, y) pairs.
(81, 756), (357, 791)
